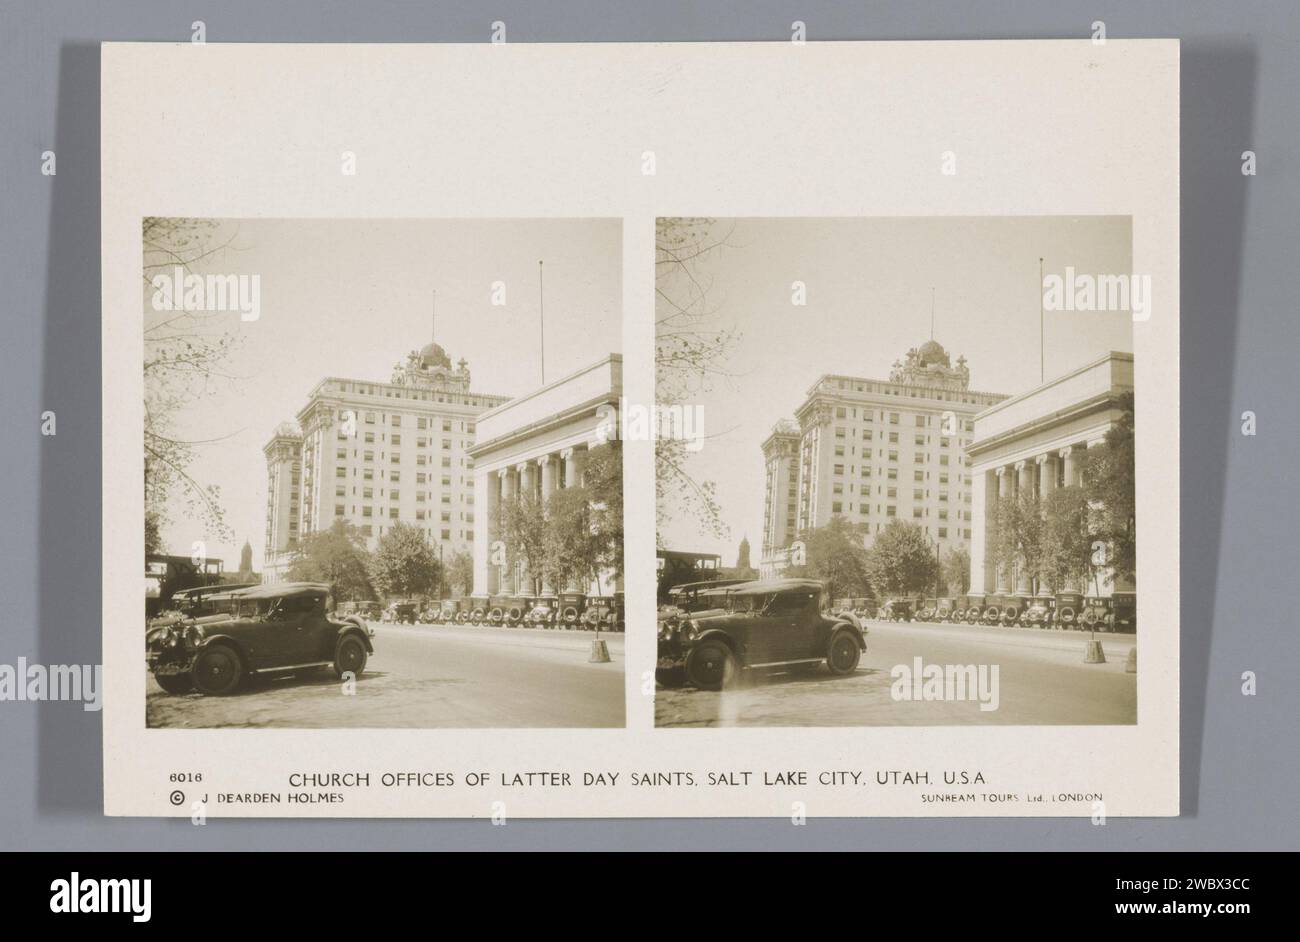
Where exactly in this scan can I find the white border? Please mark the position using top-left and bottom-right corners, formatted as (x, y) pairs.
(103, 40), (1178, 817)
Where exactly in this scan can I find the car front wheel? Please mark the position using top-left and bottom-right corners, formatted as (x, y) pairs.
(153, 672), (193, 695)
(826, 631), (861, 676)
(191, 645), (243, 696)
(685, 641), (734, 691)
(334, 635), (368, 679)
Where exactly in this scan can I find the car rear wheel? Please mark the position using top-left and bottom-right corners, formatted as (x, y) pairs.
(826, 631), (861, 676)
(685, 641), (734, 691)
(153, 672), (193, 695)
(334, 635), (368, 679)
(191, 645), (242, 696)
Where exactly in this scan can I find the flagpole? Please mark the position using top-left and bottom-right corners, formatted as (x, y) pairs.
(1038, 257), (1045, 384)
(538, 260), (546, 386)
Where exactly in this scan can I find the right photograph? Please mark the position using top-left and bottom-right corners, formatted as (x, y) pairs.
(655, 216), (1139, 727)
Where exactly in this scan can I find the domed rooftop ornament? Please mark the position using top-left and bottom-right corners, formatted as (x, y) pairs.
(917, 339), (950, 367)
(418, 342), (451, 369)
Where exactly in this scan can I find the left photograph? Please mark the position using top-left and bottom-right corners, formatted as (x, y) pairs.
(141, 217), (625, 729)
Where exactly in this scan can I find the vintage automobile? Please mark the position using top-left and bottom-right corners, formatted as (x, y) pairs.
(934, 597), (954, 622)
(659, 579), (745, 630)
(657, 579), (867, 690)
(999, 598), (1025, 627)
(485, 596), (510, 626)
(434, 598), (464, 625)
(337, 600), (381, 623)
(583, 594), (624, 632)
(556, 592), (586, 628)
(382, 601), (420, 625)
(148, 582), (258, 629)
(146, 582), (374, 696)
(1111, 592), (1136, 633)
(979, 601), (1002, 625)
(525, 600), (556, 629)
(880, 598), (914, 622)
(498, 598), (527, 626)
(1078, 597), (1111, 632)
(1053, 592), (1082, 630)
(849, 598), (874, 619)
(1023, 597), (1054, 628)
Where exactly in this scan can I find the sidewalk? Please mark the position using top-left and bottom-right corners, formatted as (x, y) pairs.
(865, 618), (1135, 658)
(370, 621), (625, 657)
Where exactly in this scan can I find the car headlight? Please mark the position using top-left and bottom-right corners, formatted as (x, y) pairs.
(681, 620), (699, 643)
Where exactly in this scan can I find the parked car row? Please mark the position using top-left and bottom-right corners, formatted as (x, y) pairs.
(878, 592), (1135, 632)
(364, 593), (626, 632)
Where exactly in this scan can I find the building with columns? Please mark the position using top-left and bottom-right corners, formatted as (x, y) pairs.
(262, 341), (509, 583)
(760, 339), (1008, 578)
(967, 351), (1134, 603)
(469, 354), (622, 602)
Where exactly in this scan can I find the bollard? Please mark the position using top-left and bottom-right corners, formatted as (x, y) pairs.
(1125, 646), (1136, 673)
(1084, 640), (1106, 664)
(589, 639), (611, 663)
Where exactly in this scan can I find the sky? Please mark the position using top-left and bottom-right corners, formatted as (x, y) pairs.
(145, 217), (622, 571)
(656, 216), (1135, 563)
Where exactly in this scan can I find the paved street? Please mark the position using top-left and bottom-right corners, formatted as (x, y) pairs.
(655, 619), (1136, 727)
(147, 623), (625, 729)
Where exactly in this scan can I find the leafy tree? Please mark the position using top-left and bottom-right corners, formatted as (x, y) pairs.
(655, 217), (738, 542)
(498, 493), (548, 597)
(941, 544), (971, 595)
(542, 486), (602, 596)
(1039, 485), (1096, 594)
(990, 490), (1046, 595)
(144, 509), (165, 558)
(865, 520), (939, 596)
(369, 522), (440, 600)
(582, 441), (624, 578)
(142, 217), (243, 547)
(442, 548), (474, 598)
(286, 520), (374, 600)
(785, 516), (873, 599)
(1082, 392), (1136, 585)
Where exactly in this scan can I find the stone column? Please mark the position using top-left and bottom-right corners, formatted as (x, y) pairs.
(1060, 446), (1078, 487)
(471, 468), (491, 601)
(538, 455), (557, 598)
(1035, 454), (1057, 596)
(515, 462), (536, 595)
(539, 453), (557, 500)
(968, 468), (992, 598)
(994, 466), (1010, 593)
(1037, 453), (1056, 497)
(561, 446), (585, 489)
(1057, 447), (1080, 591)
(496, 468), (514, 594)
(1013, 461), (1034, 594)
(559, 447), (587, 594)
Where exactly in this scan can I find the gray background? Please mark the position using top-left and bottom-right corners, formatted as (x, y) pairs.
(0, 0), (1295, 851)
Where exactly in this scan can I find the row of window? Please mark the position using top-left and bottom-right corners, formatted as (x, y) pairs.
(831, 405), (978, 430)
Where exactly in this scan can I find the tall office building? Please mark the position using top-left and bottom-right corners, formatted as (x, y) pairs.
(263, 341), (509, 583)
(760, 339), (1008, 577)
